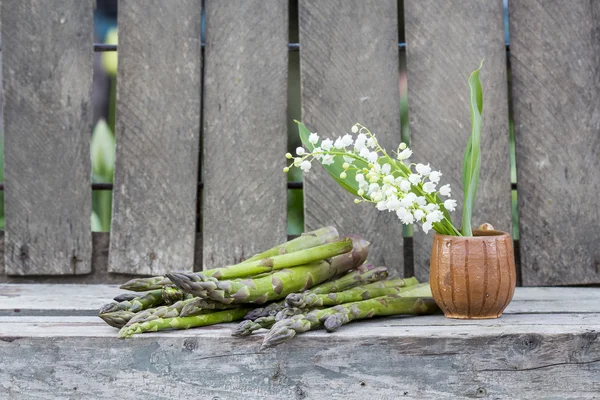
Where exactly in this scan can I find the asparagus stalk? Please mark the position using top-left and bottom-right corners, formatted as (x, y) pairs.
(232, 316), (276, 336)
(172, 238), (354, 289)
(323, 296), (439, 332)
(125, 297), (197, 326)
(243, 263), (387, 321)
(119, 227), (339, 291)
(180, 297), (247, 317)
(285, 278), (424, 309)
(98, 289), (164, 314)
(98, 310), (137, 328)
(261, 295), (439, 349)
(161, 286), (190, 304)
(119, 308), (252, 339)
(112, 293), (138, 302)
(310, 264), (389, 294)
(243, 226), (339, 261)
(232, 280), (419, 336)
(168, 235), (369, 304)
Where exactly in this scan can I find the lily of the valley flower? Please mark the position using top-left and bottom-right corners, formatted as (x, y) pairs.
(285, 123), (460, 236)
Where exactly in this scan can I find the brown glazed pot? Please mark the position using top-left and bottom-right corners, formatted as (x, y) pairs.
(429, 224), (516, 319)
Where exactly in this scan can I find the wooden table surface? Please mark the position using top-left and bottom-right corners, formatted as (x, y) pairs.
(1, 285), (599, 400)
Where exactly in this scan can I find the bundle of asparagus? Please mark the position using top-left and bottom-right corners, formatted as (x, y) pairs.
(98, 226), (440, 343)
(99, 227), (372, 337)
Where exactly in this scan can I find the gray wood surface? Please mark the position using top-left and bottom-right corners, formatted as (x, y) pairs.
(1, 0), (94, 275)
(299, 0), (403, 276)
(404, 0), (512, 282)
(509, 1), (600, 286)
(1, 287), (599, 399)
(202, 0), (288, 268)
(3, 285), (599, 315)
(109, 0), (202, 275)
(0, 232), (204, 284)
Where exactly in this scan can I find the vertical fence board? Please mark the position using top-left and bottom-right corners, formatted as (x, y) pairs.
(509, 1), (600, 285)
(202, 0), (288, 268)
(109, 0), (201, 275)
(405, 0), (511, 282)
(2, 0), (93, 275)
(299, 0), (403, 275)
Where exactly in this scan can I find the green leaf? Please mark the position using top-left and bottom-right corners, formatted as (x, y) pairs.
(91, 119), (116, 183)
(295, 120), (368, 197)
(91, 211), (103, 232)
(461, 60), (484, 236)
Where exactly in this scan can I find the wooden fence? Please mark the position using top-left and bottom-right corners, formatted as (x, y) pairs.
(0, 0), (597, 286)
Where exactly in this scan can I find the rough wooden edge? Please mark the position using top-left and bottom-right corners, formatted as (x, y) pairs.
(1, 315), (599, 399)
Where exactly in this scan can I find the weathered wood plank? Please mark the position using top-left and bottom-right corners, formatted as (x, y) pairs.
(299, 0), (403, 275)
(0, 232), (204, 284)
(202, 0), (288, 268)
(509, 0), (600, 285)
(404, 0), (512, 282)
(1, 0), (94, 275)
(3, 284), (599, 315)
(1, 310), (599, 399)
(109, 0), (202, 275)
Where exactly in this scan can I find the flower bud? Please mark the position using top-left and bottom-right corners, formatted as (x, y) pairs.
(357, 189), (365, 196)
(343, 162), (350, 169)
(283, 167), (290, 173)
(354, 198), (361, 204)
(340, 172), (347, 179)
(351, 125), (359, 133)
(285, 153), (293, 159)
(399, 142), (407, 150)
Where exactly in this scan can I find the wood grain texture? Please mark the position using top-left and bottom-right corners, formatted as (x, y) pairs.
(0, 232), (204, 284)
(202, 0), (288, 268)
(3, 285), (600, 314)
(2, 286), (600, 399)
(109, 0), (201, 274)
(299, 0), (403, 275)
(1, 0), (94, 275)
(509, 1), (600, 285)
(404, 0), (512, 282)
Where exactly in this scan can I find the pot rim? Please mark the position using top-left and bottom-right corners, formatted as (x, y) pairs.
(433, 229), (511, 239)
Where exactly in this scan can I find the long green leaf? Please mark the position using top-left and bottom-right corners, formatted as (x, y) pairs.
(461, 60), (484, 236)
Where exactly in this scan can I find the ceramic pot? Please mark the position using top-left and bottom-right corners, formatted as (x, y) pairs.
(429, 224), (516, 319)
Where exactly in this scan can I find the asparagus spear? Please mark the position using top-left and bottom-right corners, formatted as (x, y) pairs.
(232, 316), (276, 336)
(180, 296), (248, 317)
(126, 297), (196, 326)
(119, 308), (252, 339)
(161, 286), (190, 304)
(243, 263), (388, 320)
(112, 293), (138, 302)
(310, 265), (389, 294)
(285, 278), (424, 309)
(176, 237), (353, 288)
(261, 295), (440, 349)
(232, 306), (307, 336)
(98, 310), (137, 328)
(167, 235), (369, 304)
(98, 289), (164, 314)
(232, 280), (420, 336)
(323, 296), (439, 332)
(119, 227), (339, 291)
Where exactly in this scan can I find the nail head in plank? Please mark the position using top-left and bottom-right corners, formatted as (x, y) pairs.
(299, 0), (403, 275)
(109, 0), (202, 275)
(1, 0), (94, 275)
